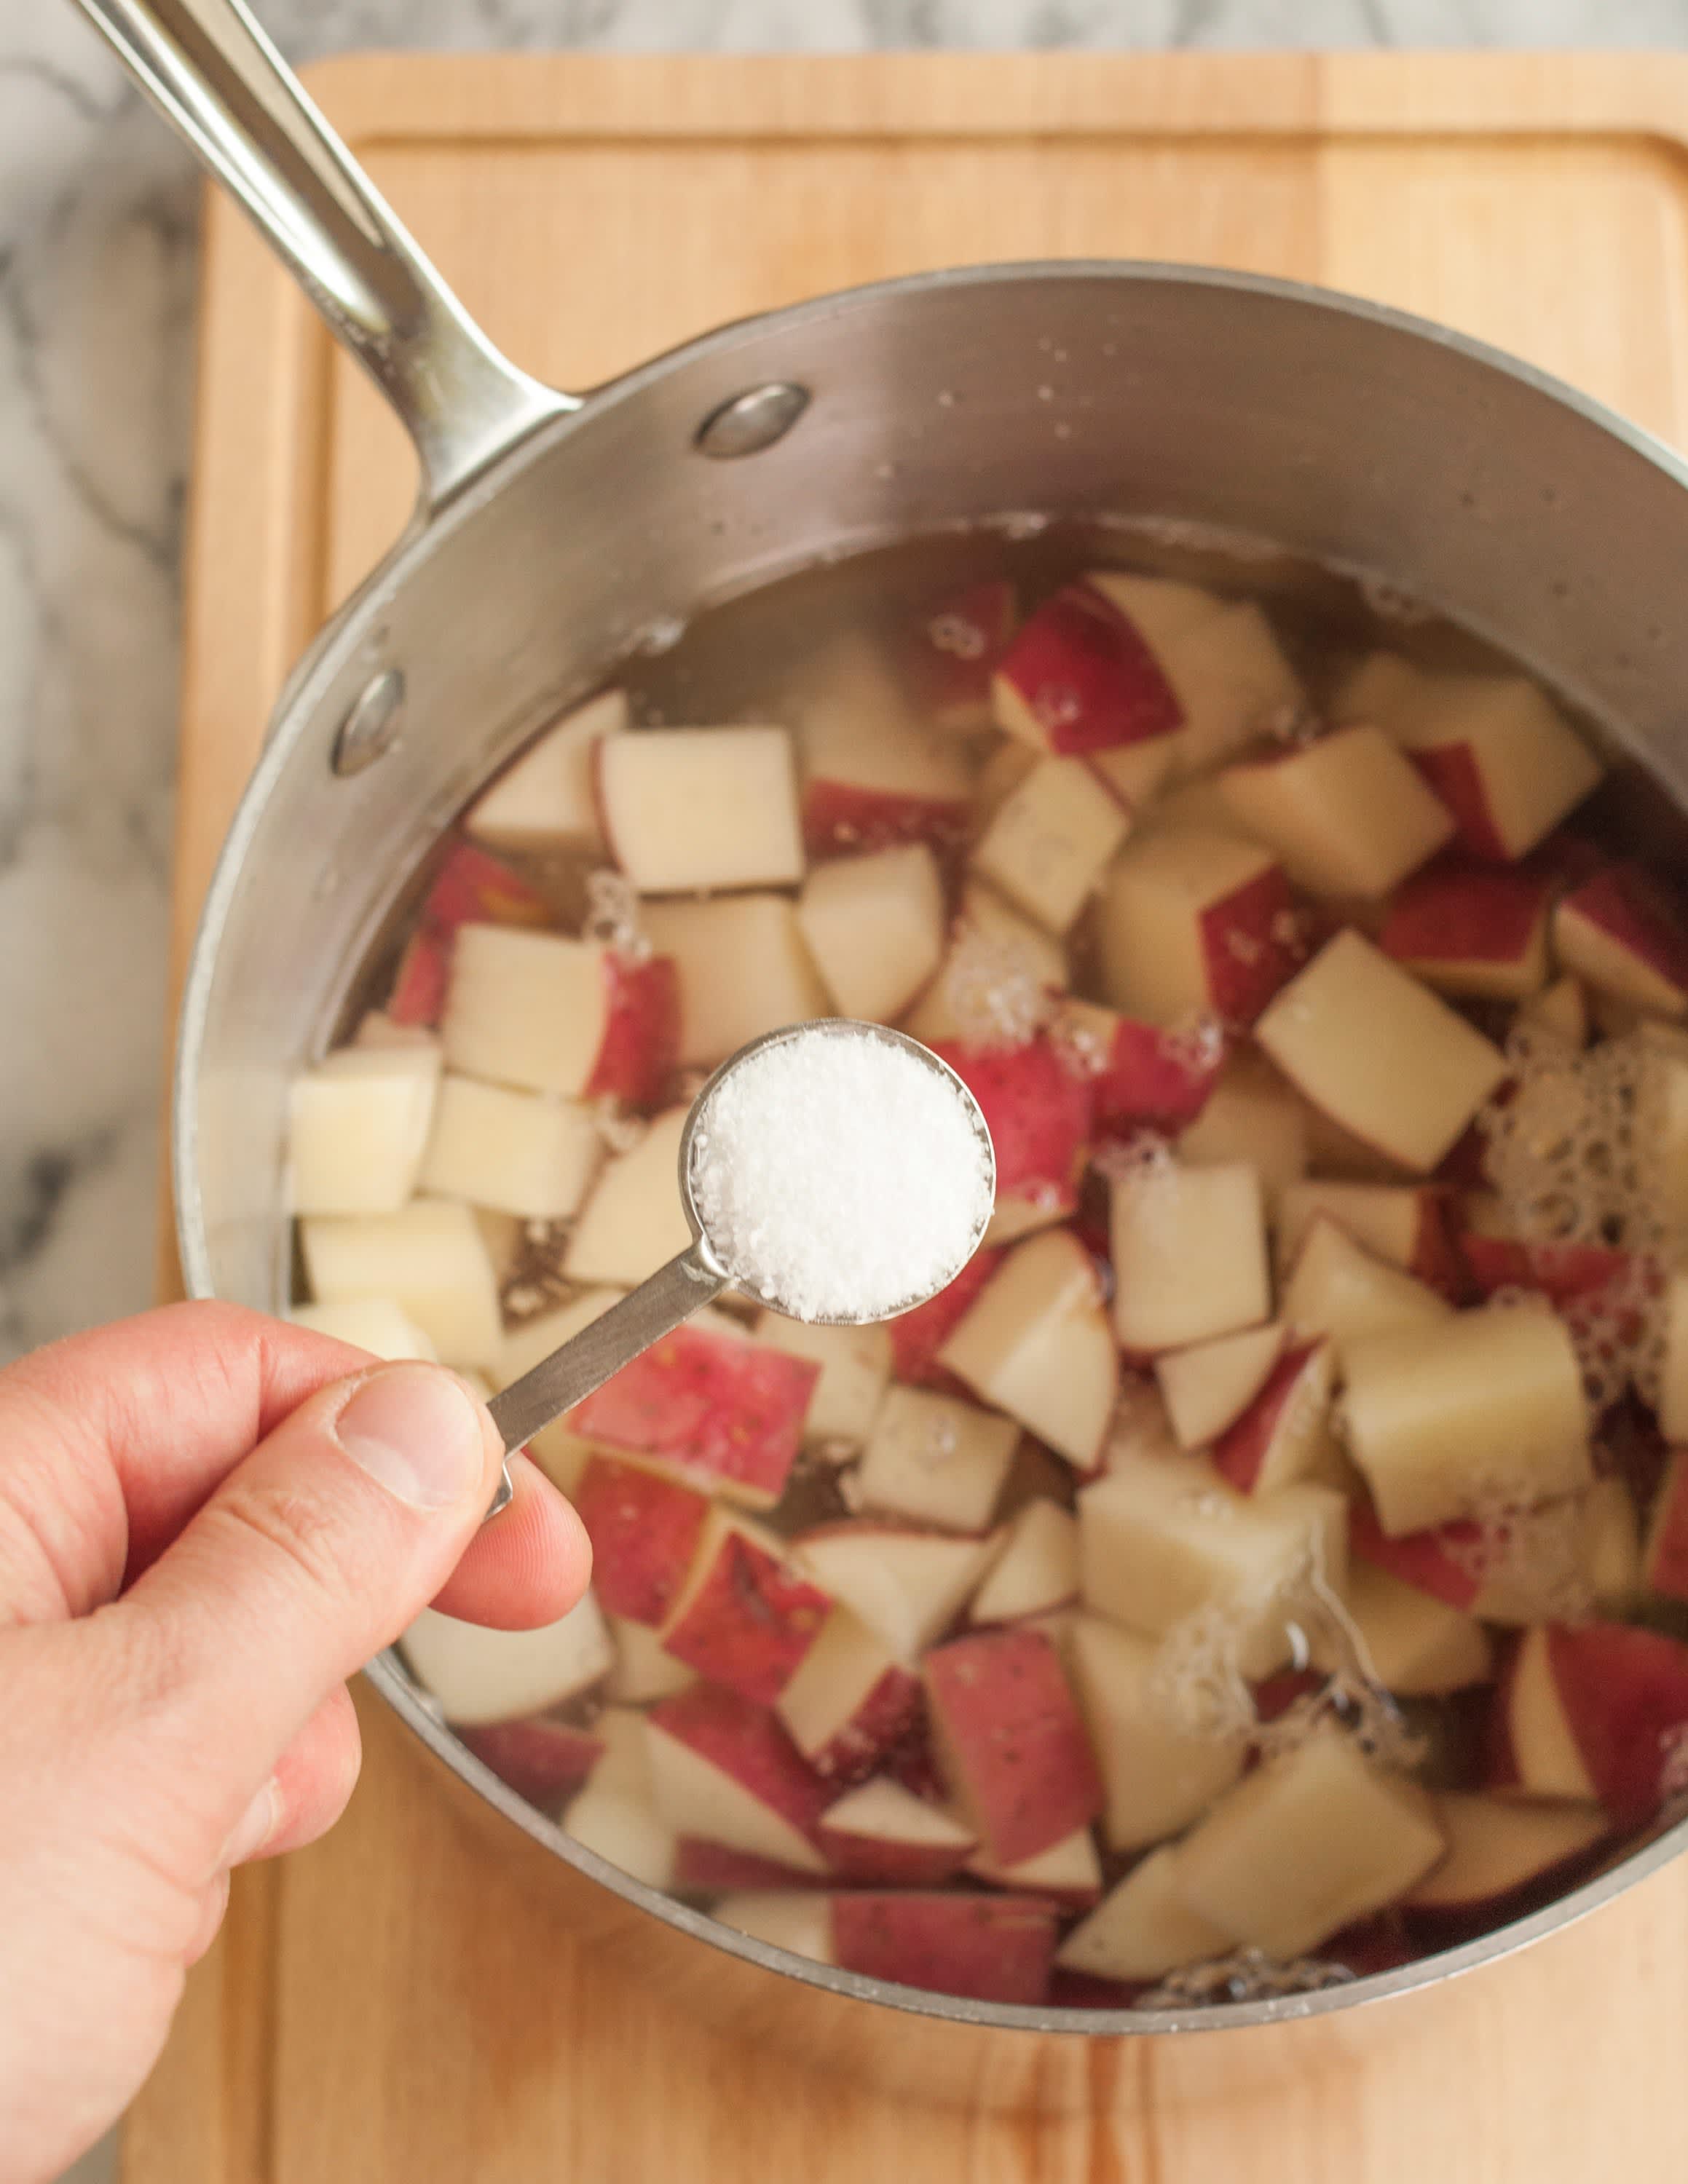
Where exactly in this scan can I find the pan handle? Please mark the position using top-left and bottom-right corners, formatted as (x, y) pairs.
(73, 0), (576, 508)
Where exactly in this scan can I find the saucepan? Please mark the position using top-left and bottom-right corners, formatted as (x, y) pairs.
(78, 0), (1688, 2088)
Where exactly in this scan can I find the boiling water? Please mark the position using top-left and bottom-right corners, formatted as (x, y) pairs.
(331, 522), (1688, 2008)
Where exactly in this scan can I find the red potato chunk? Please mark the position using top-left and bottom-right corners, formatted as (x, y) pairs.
(830, 1891), (1059, 2006)
(570, 1454), (711, 1628)
(929, 1034), (1094, 1244)
(660, 1516), (833, 1706)
(567, 1323), (819, 1507)
(923, 1625), (1103, 1866)
(992, 581), (1183, 755)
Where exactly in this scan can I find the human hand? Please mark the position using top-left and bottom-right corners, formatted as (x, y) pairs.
(0, 1301), (589, 2184)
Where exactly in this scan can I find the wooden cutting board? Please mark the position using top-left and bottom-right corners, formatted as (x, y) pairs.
(135, 52), (1688, 2183)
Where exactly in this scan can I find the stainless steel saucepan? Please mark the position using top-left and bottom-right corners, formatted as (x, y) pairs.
(78, 0), (1688, 2081)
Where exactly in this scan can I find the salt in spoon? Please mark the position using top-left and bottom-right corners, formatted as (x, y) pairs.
(484, 1020), (995, 1510)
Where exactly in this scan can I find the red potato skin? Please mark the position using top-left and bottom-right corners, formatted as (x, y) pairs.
(1407, 1192), (1471, 1300)
(900, 578), (1017, 725)
(660, 1531), (833, 1705)
(457, 1719), (604, 1809)
(1326, 1917), (1416, 1978)
(568, 1328), (819, 1504)
(1379, 858), (1552, 975)
(1407, 742), (1510, 860)
(1089, 1016), (1227, 1136)
(830, 1892), (1059, 2006)
(1211, 1339), (1328, 1495)
(389, 839), (550, 1024)
(1486, 1645), (1523, 1794)
(1560, 865), (1688, 1003)
(816, 1822), (975, 1888)
(930, 1036), (1094, 1222)
(671, 1840), (827, 1892)
(1252, 1669), (1325, 1723)
(923, 1626), (1104, 1866)
(1459, 1235), (1633, 1310)
(801, 778), (971, 858)
(388, 925), (452, 1027)
(423, 839), (551, 930)
(1202, 866), (1310, 1026)
(886, 1247), (1006, 1389)
(585, 951), (680, 1107)
(1435, 1117), (1495, 1192)
(570, 1455), (711, 1628)
(1459, 1232), (1655, 1358)
(647, 1684), (833, 1838)
(1349, 1502), (1483, 1613)
(1645, 1452), (1688, 1605)
(1534, 1621), (1688, 1826)
(809, 1665), (926, 1786)
(992, 583), (1183, 754)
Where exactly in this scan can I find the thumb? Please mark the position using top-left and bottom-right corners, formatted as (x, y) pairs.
(109, 1363), (502, 1816)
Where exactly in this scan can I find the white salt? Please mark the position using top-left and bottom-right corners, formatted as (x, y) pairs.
(688, 1025), (994, 1323)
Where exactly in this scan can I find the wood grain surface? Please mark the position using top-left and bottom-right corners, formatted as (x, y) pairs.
(140, 51), (1688, 2182)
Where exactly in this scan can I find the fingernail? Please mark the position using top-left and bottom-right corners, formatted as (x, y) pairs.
(336, 1365), (488, 1511)
(222, 1778), (282, 1866)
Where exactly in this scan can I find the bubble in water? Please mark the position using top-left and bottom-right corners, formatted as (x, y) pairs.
(990, 510), (1052, 541)
(583, 869), (651, 962)
(936, 389), (957, 408)
(938, 922), (1057, 1049)
(593, 1099), (649, 1156)
(1357, 574), (1438, 626)
(1137, 1948), (1355, 2010)
(1054, 422), (1073, 441)
(634, 614), (687, 657)
(1036, 384), (1055, 403)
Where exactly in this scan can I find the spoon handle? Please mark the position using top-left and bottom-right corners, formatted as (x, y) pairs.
(487, 1244), (733, 1464)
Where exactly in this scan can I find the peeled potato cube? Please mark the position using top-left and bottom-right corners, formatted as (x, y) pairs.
(642, 893), (828, 1069)
(937, 1227), (1117, 1470)
(289, 1043), (441, 1215)
(970, 755), (1130, 935)
(1078, 1450), (1347, 1677)
(1069, 1615), (1243, 1851)
(1174, 1722), (1445, 1958)
(598, 725), (804, 893)
(465, 687), (628, 856)
(1056, 1843), (1231, 1983)
(1111, 1158), (1270, 1356)
(1312, 1559), (1492, 1696)
(1218, 725), (1452, 899)
(401, 1592), (615, 1725)
(288, 1297), (438, 1361)
(855, 1385), (1019, 1533)
(419, 1074), (602, 1219)
(1280, 1217), (1452, 1363)
(796, 842), (946, 1021)
(1175, 1048), (1309, 1200)
(564, 1779), (679, 1889)
(1255, 930), (1506, 1174)
(443, 926), (598, 1094)
(299, 1199), (502, 1369)
(1341, 1306), (1592, 1536)
(563, 1109), (692, 1286)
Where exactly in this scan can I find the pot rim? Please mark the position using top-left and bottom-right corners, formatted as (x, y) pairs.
(174, 256), (1688, 2037)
